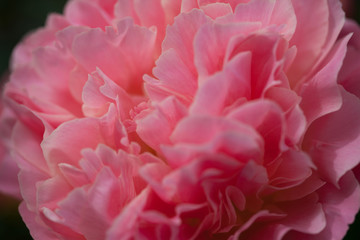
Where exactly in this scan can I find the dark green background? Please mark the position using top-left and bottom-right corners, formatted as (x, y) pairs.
(0, 0), (359, 239)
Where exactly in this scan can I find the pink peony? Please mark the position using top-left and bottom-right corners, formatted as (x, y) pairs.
(1, 0), (360, 239)
(132, 1), (360, 238)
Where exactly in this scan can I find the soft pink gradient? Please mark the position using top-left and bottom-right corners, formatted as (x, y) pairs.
(0, 0), (359, 239)
(0, 101), (20, 199)
(135, 0), (360, 239)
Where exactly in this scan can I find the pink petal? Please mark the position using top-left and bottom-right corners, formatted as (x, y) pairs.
(6, 66), (78, 126)
(265, 87), (306, 145)
(171, 114), (259, 145)
(82, 72), (112, 117)
(180, 0), (199, 12)
(145, 48), (197, 105)
(271, 172), (325, 202)
(197, 0), (244, 11)
(55, 25), (89, 53)
(279, 193), (326, 234)
(0, 151), (20, 198)
(11, 121), (48, 173)
(162, 129), (263, 168)
(200, 3), (233, 19)
(94, 0), (117, 16)
(232, 0), (296, 40)
(303, 87), (360, 185)
(230, 33), (290, 98)
(82, 68), (136, 120)
(41, 107), (124, 171)
(162, 115), (263, 168)
(68, 65), (89, 103)
(114, 0), (140, 24)
(316, 171), (360, 239)
(190, 51), (251, 115)
(228, 100), (286, 163)
(338, 20), (360, 98)
(72, 19), (156, 94)
(32, 46), (74, 91)
(135, 96), (187, 152)
(18, 170), (48, 211)
(19, 202), (61, 240)
(162, 9), (211, 74)
(133, 0), (166, 34)
(106, 188), (151, 240)
(193, 21), (260, 79)
(284, 171), (360, 239)
(36, 176), (73, 213)
(59, 163), (90, 188)
(41, 190), (102, 240)
(299, 34), (350, 125)
(138, 162), (172, 200)
(65, 0), (110, 29)
(0, 107), (20, 198)
(115, 0), (167, 47)
(288, 0), (344, 85)
(232, 210), (286, 239)
(266, 150), (314, 190)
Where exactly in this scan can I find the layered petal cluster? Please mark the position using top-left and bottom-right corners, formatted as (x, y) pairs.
(0, 0), (360, 240)
(1, 0), (166, 238)
(6, 8), (157, 132)
(17, 106), (161, 239)
(134, 0), (360, 239)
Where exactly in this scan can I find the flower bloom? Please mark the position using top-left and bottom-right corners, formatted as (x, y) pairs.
(1, 0), (360, 239)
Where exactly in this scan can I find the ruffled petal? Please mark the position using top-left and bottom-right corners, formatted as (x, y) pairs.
(303, 87), (360, 185)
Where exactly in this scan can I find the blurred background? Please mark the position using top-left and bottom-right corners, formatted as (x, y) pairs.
(0, 0), (67, 79)
(0, 0), (360, 239)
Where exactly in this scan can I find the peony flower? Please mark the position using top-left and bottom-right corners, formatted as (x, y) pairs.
(133, 0), (360, 239)
(0, 0), (359, 239)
